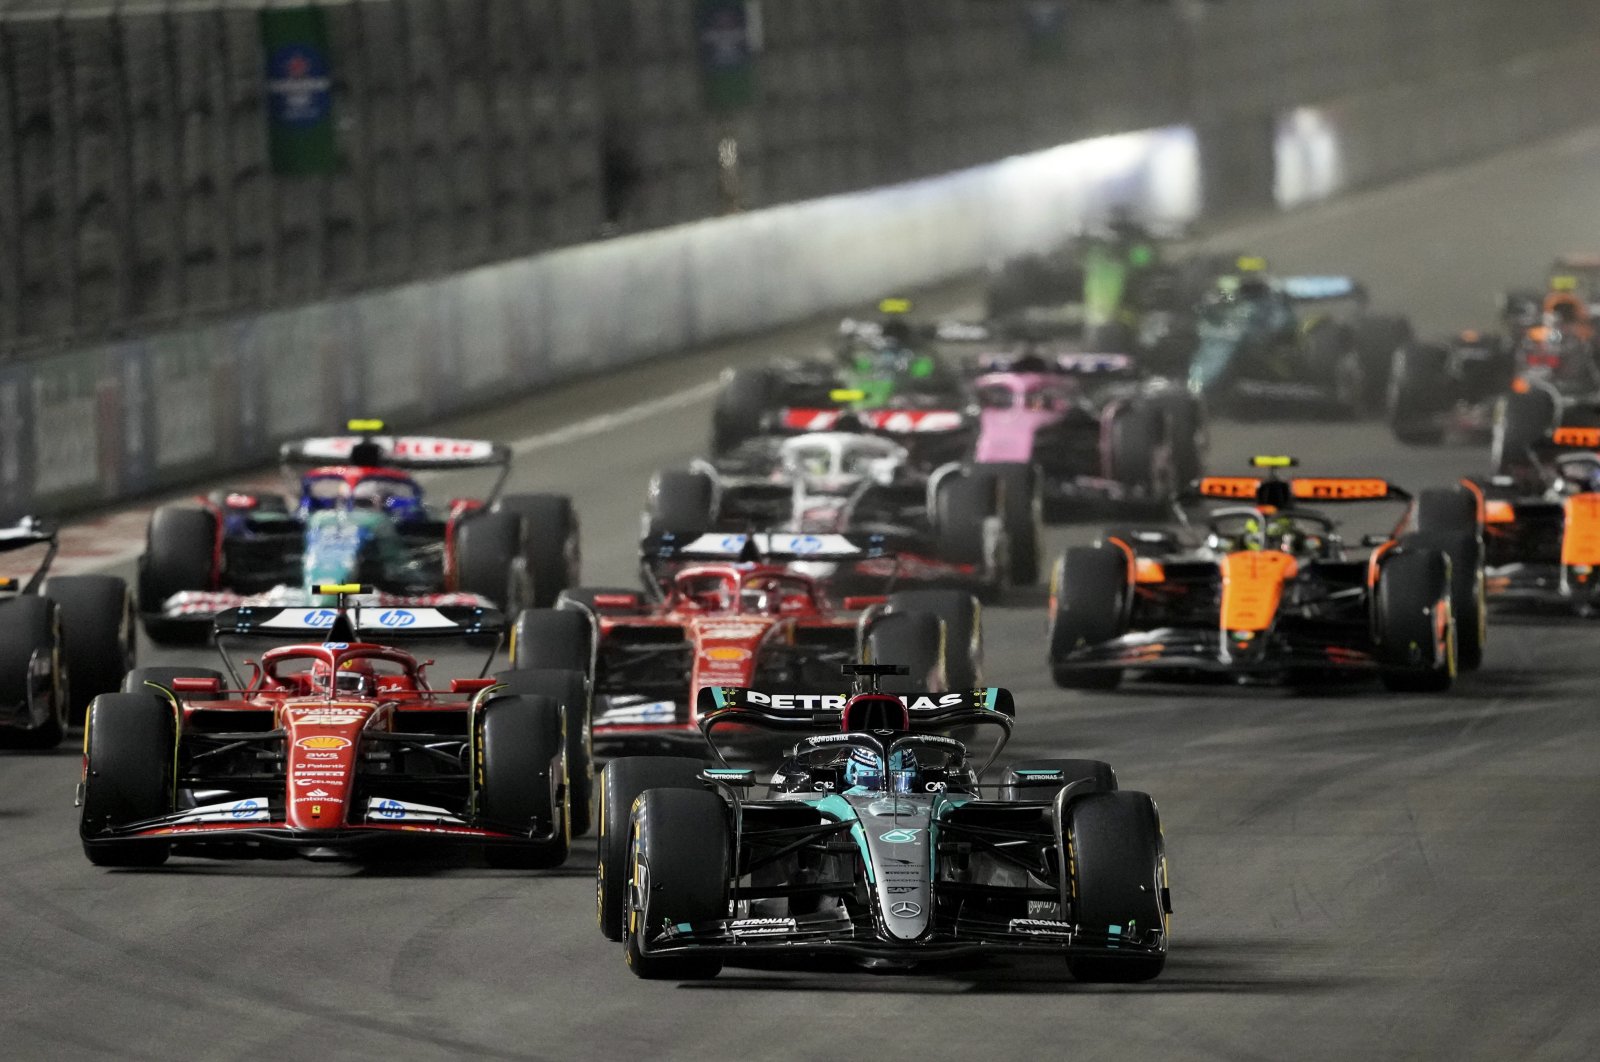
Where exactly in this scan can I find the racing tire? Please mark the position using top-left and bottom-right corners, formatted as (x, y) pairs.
(1492, 389), (1557, 477)
(1000, 758), (1117, 802)
(975, 462), (1041, 585)
(45, 575), (136, 719)
(934, 472), (1003, 600)
(864, 611), (946, 694)
(597, 757), (707, 941)
(121, 666), (225, 696)
(1108, 403), (1169, 499)
(79, 692), (175, 866)
(478, 694), (570, 869)
(510, 608), (592, 674)
(493, 494), (581, 608)
(1354, 314), (1415, 410)
(1064, 791), (1168, 983)
(646, 470), (716, 538)
(455, 510), (532, 614)
(711, 369), (775, 455)
(1386, 343), (1450, 445)
(492, 668), (594, 838)
(1375, 548), (1456, 693)
(0, 597), (65, 750)
(885, 590), (982, 689)
(623, 787), (729, 980)
(138, 506), (217, 645)
(1149, 391), (1205, 489)
(1401, 527), (1485, 673)
(1048, 548), (1129, 691)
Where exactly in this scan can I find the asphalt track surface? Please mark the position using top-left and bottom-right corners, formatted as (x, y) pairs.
(5, 128), (1600, 1061)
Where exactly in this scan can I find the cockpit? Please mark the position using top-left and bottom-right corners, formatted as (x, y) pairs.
(252, 644), (421, 698)
(671, 567), (821, 616)
(974, 376), (1075, 413)
(1203, 508), (1337, 559)
(778, 434), (903, 490)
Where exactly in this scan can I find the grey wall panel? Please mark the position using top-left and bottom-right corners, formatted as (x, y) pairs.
(8, 16), (73, 347)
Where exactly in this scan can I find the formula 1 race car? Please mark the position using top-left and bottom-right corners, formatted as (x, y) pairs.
(647, 428), (1034, 591)
(709, 307), (977, 469)
(137, 421), (580, 643)
(1476, 423), (1600, 614)
(1187, 268), (1412, 415)
(593, 666), (1169, 982)
(1046, 457), (1485, 692)
(509, 537), (983, 751)
(970, 349), (1205, 516)
(0, 518), (135, 748)
(79, 589), (593, 866)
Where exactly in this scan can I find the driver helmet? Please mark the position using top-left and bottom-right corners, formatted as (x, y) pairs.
(310, 657), (377, 697)
(1240, 514), (1304, 553)
(844, 746), (919, 793)
(351, 477), (423, 522)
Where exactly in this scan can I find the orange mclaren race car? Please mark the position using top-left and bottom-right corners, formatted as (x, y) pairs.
(1046, 457), (1485, 692)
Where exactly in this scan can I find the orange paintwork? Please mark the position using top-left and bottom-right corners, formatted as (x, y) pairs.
(1220, 550), (1299, 632)
(1483, 500), (1515, 524)
(1561, 494), (1600, 566)
(1552, 426), (1600, 448)
(1290, 477), (1390, 501)
(1197, 476), (1262, 499)
(1104, 537), (1139, 584)
(1135, 558), (1166, 584)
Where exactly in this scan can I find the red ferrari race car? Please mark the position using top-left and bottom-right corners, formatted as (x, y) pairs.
(507, 534), (983, 753)
(78, 588), (591, 868)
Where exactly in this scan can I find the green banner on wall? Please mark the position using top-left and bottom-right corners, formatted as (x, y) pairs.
(697, 0), (757, 111)
(261, 6), (337, 174)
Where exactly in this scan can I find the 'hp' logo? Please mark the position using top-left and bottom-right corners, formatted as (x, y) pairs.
(788, 535), (823, 554)
(374, 800), (405, 820)
(305, 609), (338, 628)
(230, 799), (262, 819)
(377, 610), (416, 628)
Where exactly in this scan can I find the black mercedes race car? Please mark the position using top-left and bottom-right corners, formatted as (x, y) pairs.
(1046, 458), (1485, 692)
(594, 666), (1170, 982)
(1, 518), (135, 749)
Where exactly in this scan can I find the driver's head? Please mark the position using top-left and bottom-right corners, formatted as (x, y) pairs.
(310, 657), (377, 697)
(1237, 277), (1272, 302)
(843, 746), (919, 793)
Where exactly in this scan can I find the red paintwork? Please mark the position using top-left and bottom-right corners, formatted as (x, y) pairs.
(127, 641), (493, 838)
(592, 563), (863, 737)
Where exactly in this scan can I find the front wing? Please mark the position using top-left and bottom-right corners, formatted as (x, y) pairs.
(1052, 626), (1381, 675)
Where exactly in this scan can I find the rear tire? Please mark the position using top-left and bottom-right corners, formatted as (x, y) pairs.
(976, 462), (1040, 585)
(864, 611), (946, 693)
(1387, 343), (1450, 445)
(624, 787), (729, 980)
(80, 692), (175, 866)
(510, 608), (592, 674)
(646, 470), (716, 537)
(1411, 487), (1485, 671)
(1375, 548), (1456, 693)
(454, 510), (531, 613)
(597, 757), (707, 941)
(0, 597), (64, 749)
(478, 694), (569, 869)
(45, 575), (135, 718)
(492, 668), (594, 837)
(1048, 548), (1129, 690)
(1108, 403), (1169, 499)
(1064, 791), (1168, 983)
(711, 369), (774, 455)
(1493, 389), (1557, 477)
(935, 472), (1003, 600)
(493, 494), (581, 608)
(885, 590), (981, 690)
(138, 506), (217, 645)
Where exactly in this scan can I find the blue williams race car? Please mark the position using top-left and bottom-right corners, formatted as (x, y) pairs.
(137, 422), (580, 643)
(594, 665), (1170, 982)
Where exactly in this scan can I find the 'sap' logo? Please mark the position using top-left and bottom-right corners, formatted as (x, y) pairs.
(377, 610), (415, 627)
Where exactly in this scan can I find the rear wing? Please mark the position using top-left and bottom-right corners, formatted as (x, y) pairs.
(642, 531), (891, 563)
(279, 435), (510, 471)
(975, 351), (1136, 377)
(696, 685), (1015, 734)
(1192, 476), (1411, 505)
(214, 604), (505, 642)
(0, 519), (58, 594)
(773, 408), (967, 434)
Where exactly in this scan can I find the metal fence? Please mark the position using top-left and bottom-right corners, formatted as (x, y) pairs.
(1, 0), (1596, 364)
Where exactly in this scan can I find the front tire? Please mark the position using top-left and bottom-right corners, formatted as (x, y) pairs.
(597, 757), (707, 941)
(492, 668), (594, 837)
(80, 692), (176, 866)
(478, 694), (570, 869)
(1064, 791), (1168, 983)
(493, 494), (581, 608)
(864, 611), (946, 693)
(623, 787), (729, 980)
(1375, 548), (1456, 693)
(45, 575), (136, 718)
(455, 510), (532, 613)
(885, 590), (981, 690)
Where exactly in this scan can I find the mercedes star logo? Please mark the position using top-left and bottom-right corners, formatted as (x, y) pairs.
(890, 901), (922, 918)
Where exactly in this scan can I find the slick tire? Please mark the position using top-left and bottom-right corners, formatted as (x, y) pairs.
(975, 462), (1041, 585)
(1064, 791), (1168, 983)
(885, 590), (982, 690)
(45, 575), (136, 718)
(1493, 388), (1557, 477)
(1401, 528), (1484, 673)
(597, 757), (707, 942)
(0, 597), (64, 750)
(139, 506), (217, 645)
(1108, 403), (1169, 498)
(1048, 548), (1129, 691)
(711, 369), (774, 455)
(646, 470), (716, 538)
(1375, 548), (1456, 693)
(1149, 391), (1205, 490)
(1386, 343), (1450, 445)
(493, 494), (581, 608)
(935, 472), (1004, 600)
(455, 510), (533, 613)
(478, 694), (570, 869)
(624, 787), (729, 980)
(864, 611), (947, 694)
(509, 608), (592, 674)
(80, 692), (175, 866)
(492, 668), (594, 837)
(1000, 758), (1118, 802)
(1354, 314), (1415, 410)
